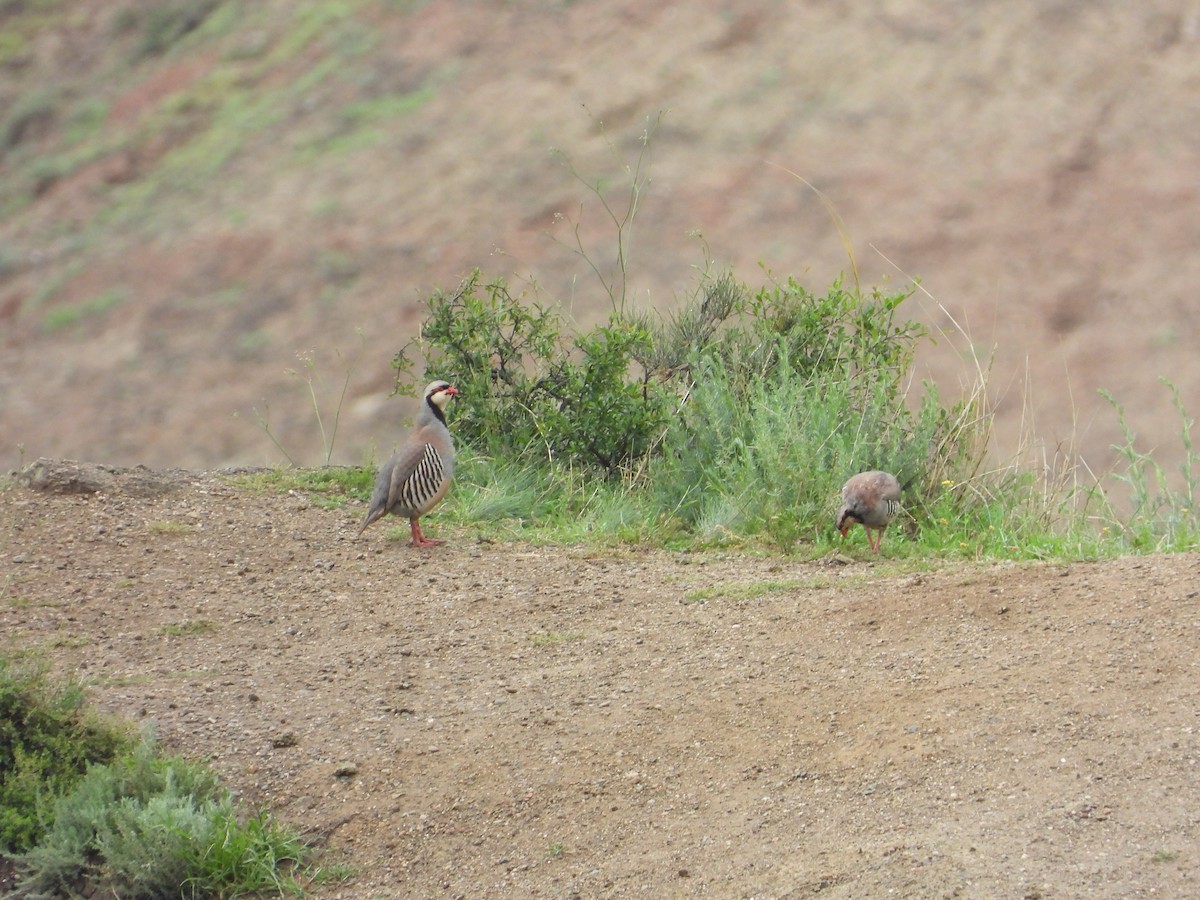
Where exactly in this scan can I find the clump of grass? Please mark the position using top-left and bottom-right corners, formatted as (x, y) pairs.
(685, 577), (835, 603)
(1096, 380), (1200, 552)
(48, 635), (90, 650)
(146, 520), (195, 535)
(160, 619), (216, 637)
(225, 464), (374, 501)
(41, 288), (127, 333)
(439, 449), (672, 547)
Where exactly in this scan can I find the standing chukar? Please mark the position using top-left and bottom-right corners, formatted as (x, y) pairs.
(357, 380), (458, 547)
(836, 470), (902, 553)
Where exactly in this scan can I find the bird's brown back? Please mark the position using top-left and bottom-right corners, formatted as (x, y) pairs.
(840, 470), (902, 528)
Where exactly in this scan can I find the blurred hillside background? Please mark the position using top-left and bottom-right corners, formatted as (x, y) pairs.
(2, 0), (1198, 481)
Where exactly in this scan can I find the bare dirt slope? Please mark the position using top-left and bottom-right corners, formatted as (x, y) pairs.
(2, 2), (1200, 481)
(3, 461), (1200, 898)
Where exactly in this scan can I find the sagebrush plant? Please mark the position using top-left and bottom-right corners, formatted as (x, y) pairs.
(1, 653), (342, 897)
(17, 742), (220, 898)
(16, 740), (328, 899)
(0, 654), (135, 854)
(644, 274), (986, 547)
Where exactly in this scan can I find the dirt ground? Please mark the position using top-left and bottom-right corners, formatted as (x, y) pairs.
(3, 460), (1200, 898)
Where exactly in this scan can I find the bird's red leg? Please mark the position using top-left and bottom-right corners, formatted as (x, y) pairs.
(409, 517), (444, 548)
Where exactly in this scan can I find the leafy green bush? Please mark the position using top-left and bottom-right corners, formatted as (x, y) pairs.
(393, 270), (670, 476)
(710, 273), (927, 390)
(0, 655), (134, 854)
(392, 265), (980, 547)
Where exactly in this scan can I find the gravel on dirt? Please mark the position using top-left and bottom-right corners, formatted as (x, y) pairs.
(3, 460), (1199, 898)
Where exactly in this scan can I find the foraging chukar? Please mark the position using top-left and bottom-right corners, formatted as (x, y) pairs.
(836, 470), (902, 553)
(357, 380), (458, 547)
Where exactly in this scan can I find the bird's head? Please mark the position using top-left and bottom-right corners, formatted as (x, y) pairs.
(424, 380), (459, 410)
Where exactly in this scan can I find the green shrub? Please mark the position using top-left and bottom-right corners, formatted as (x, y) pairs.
(393, 270), (670, 476)
(393, 265), (980, 547)
(16, 740), (325, 898)
(2, 655), (339, 897)
(712, 273), (927, 390)
(16, 743), (218, 897)
(0, 655), (134, 854)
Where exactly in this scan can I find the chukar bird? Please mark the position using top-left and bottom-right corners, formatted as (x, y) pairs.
(357, 380), (458, 547)
(836, 470), (902, 553)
